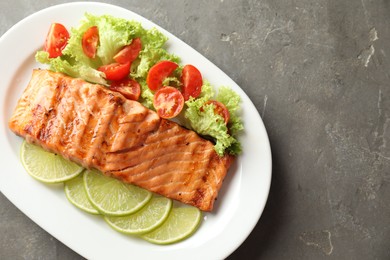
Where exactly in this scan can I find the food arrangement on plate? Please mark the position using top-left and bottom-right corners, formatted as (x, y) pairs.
(8, 13), (244, 244)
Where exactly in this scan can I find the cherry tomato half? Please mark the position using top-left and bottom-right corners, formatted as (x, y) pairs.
(110, 78), (141, 101)
(43, 23), (69, 58)
(97, 62), (131, 81)
(113, 38), (142, 64)
(146, 60), (178, 91)
(205, 100), (230, 124)
(82, 26), (99, 58)
(181, 64), (203, 101)
(153, 86), (184, 119)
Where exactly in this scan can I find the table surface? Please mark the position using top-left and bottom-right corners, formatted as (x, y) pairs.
(1, 1), (389, 259)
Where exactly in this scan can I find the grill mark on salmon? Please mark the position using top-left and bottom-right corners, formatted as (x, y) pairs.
(105, 135), (209, 166)
(8, 69), (234, 211)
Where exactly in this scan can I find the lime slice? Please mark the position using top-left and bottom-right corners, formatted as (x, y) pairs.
(64, 172), (100, 215)
(83, 169), (152, 216)
(21, 140), (83, 183)
(141, 206), (202, 244)
(105, 196), (172, 234)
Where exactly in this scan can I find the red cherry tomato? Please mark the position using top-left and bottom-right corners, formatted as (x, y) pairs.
(110, 78), (141, 101)
(97, 62), (131, 81)
(146, 61), (178, 91)
(113, 38), (142, 64)
(43, 23), (69, 58)
(205, 100), (230, 124)
(181, 64), (203, 101)
(153, 87), (184, 119)
(82, 26), (99, 58)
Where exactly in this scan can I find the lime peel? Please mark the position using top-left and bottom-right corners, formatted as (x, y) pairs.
(64, 172), (100, 215)
(83, 169), (152, 216)
(141, 206), (202, 244)
(21, 140), (83, 183)
(105, 196), (172, 234)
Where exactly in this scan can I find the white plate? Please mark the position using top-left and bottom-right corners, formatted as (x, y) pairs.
(0, 2), (272, 259)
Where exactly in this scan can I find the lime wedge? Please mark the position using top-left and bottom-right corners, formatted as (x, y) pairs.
(21, 140), (83, 183)
(64, 172), (99, 215)
(105, 196), (172, 234)
(141, 206), (202, 244)
(83, 169), (152, 216)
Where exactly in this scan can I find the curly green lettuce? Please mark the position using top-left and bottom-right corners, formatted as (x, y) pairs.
(185, 82), (243, 156)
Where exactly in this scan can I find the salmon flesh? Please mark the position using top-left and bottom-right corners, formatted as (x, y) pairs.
(8, 69), (233, 211)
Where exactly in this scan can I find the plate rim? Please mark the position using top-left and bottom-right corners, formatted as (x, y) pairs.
(0, 2), (272, 259)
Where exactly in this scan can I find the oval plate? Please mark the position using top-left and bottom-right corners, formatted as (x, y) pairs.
(0, 2), (272, 259)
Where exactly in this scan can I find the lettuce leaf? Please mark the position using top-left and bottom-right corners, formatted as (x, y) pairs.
(35, 51), (107, 85)
(184, 82), (243, 156)
(138, 79), (155, 109)
(216, 87), (244, 137)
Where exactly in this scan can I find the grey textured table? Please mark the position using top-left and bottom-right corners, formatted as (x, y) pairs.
(1, 1), (390, 259)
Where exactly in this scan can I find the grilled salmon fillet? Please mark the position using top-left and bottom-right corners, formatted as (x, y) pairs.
(9, 69), (233, 211)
